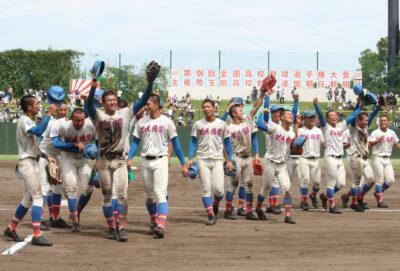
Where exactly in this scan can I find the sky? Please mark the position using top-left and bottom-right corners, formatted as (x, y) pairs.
(0, 0), (390, 71)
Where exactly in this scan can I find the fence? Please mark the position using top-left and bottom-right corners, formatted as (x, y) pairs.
(2, 123), (400, 158)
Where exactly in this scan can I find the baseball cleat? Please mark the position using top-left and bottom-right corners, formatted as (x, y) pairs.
(40, 219), (50, 231)
(51, 218), (73, 229)
(72, 222), (81, 232)
(31, 236), (53, 246)
(106, 228), (118, 240)
(206, 215), (217, 225)
(118, 228), (128, 242)
(256, 208), (267, 220)
(341, 194), (349, 208)
(357, 199), (369, 210)
(320, 194), (328, 210)
(245, 212), (258, 221)
(350, 203), (365, 212)
(329, 206), (342, 214)
(4, 227), (23, 242)
(284, 216), (296, 224)
(236, 207), (246, 216)
(213, 204), (219, 216)
(224, 209), (236, 220)
(300, 202), (309, 211)
(148, 223), (157, 234)
(309, 194), (319, 209)
(265, 206), (273, 214)
(377, 201), (389, 208)
(153, 225), (165, 239)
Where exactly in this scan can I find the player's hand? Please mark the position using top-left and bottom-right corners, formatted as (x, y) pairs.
(313, 97), (318, 104)
(263, 108), (269, 114)
(186, 160), (194, 168)
(127, 159), (133, 168)
(47, 156), (56, 164)
(91, 76), (100, 89)
(74, 142), (85, 152)
(254, 154), (261, 165)
(377, 136), (385, 143)
(47, 103), (57, 116)
(292, 93), (299, 101)
(225, 160), (234, 172)
(181, 164), (189, 177)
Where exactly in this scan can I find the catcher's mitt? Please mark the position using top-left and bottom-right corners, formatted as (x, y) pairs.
(146, 61), (161, 83)
(46, 161), (62, 185)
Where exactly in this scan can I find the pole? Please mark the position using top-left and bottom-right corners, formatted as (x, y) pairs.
(316, 51), (319, 71)
(218, 50), (221, 87)
(267, 50), (270, 74)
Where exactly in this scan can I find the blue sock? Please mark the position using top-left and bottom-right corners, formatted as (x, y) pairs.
(271, 186), (280, 196)
(67, 198), (77, 213)
(226, 191), (234, 202)
(112, 198), (118, 213)
(77, 194), (91, 214)
(326, 188), (334, 199)
(14, 203), (28, 221)
(382, 181), (391, 192)
(158, 202), (168, 216)
(31, 205), (42, 223)
(257, 194), (265, 203)
(102, 205), (113, 218)
(214, 195), (223, 206)
(375, 184), (383, 193)
(334, 186), (340, 194)
(312, 186), (319, 193)
(283, 194), (292, 205)
(117, 202), (127, 216)
(202, 196), (213, 208)
(351, 187), (358, 197)
(238, 186), (245, 200)
(51, 193), (62, 205)
(300, 187), (308, 196)
(46, 196), (52, 207)
(362, 183), (372, 194)
(245, 193), (253, 203)
(146, 200), (158, 216)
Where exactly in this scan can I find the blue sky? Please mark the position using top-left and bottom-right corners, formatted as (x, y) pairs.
(0, 0), (390, 71)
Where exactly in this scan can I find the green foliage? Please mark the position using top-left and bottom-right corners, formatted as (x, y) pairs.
(0, 49), (82, 96)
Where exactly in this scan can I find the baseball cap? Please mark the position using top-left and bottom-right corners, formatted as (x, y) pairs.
(230, 97), (244, 105)
(303, 110), (316, 118)
(270, 105), (284, 112)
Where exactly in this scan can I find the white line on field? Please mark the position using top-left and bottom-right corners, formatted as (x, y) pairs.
(1, 234), (32, 255)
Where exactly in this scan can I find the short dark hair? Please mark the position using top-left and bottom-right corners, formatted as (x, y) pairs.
(280, 109), (291, 117)
(357, 112), (368, 121)
(229, 104), (240, 118)
(202, 99), (215, 108)
(20, 95), (36, 113)
(71, 108), (85, 118)
(148, 94), (161, 108)
(101, 91), (117, 102)
(117, 99), (128, 108)
(325, 110), (337, 119)
(380, 114), (389, 121)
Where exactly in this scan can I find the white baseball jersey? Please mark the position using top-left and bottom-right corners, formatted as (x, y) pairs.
(133, 115), (177, 157)
(16, 114), (41, 159)
(369, 128), (399, 156)
(322, 121), (347, 156)
(191, 118), (230, 160)
(265, 124), (295, 163)
(228, 115), (257, 156)
(92, 107), (133, 157)
(299, 126), (324, 158)
(346, 125), (369, 156)
(59, 118), (96, 159)
(265, 120), (279, 151)
(39, 117), (67, 156)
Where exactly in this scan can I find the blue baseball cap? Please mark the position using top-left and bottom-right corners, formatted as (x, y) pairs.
(83, 143), (99, 160)
(270, 105), (284, 112)
(303, 110), (316, 118)
(47, 86), (65, 104)
(230, 97), (244, 105)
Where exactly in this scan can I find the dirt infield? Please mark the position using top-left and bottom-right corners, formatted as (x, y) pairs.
(1, 160), (400, 271)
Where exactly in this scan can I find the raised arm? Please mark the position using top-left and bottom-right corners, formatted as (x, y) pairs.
(256, 112), (269, 132)
(368, 105), (381, 127)
(251, 132), (259, 155)
(249, 90), (266, 120)
(291, 94), (299, 118)
(346, 104), (363, 127)
(263, 94), (270, 123)
(86, 82), (97, 120)
(313, 98), (326, 128)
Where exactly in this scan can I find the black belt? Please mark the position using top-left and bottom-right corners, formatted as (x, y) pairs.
(329, 155), (342, 159)
(356, 154), (368, 160)
(379, 156), (390, 158)
(268, 159), (284, 165)
(235, 153), (250, 159)
(290, 156), (299, 159)
(145, 155), (164, 160)
(304, 156), (318, 159)
(101, 152), (123, 160)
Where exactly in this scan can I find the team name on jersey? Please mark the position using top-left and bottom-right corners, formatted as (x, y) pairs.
(329, 130), (344, 137)
(140, 124), (165, 134)
(231, 126), (250, 139)
(301, 133), (321, 140)
(100, 118), (123, 128)
(65, 134), (93, 143)
(275, 133), (292, 143)
(198, 127), (222, 136)
(384, 136), (394, 143)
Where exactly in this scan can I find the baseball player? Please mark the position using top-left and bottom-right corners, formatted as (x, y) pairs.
(86, 61), (160, 242)
(52, 108), (97, 231)
(263, 93), (299, 214)
(38, 102), (68, 229)
(256, 109), (299, 224)
(368, 114), (400, 207)
(187, 99), (234, 225)
(298, 110), (325, 210)
(314, 98), (362, 214)
(222, 89), (266, 221)
(127, 94), (188, 239)
(4, 95), (56, 246)
(340, 104), (381, 211)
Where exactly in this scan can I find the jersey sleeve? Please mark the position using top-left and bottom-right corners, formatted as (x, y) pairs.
(393, 131), (399, 144)
(222, 121), (231, 139)
(49, 121), (60, 138)
(167, 118), (178, 139)
(190, 122), (198, 138)
(368, 130), (378, 142)
(22, 116), (35, 134)
(133, 121), (141, 139)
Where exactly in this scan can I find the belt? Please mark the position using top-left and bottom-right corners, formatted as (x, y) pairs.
(145, 155), (164, 160)
(379, 156), (390, 158)
(268, 159), (284, 165)
(328, 155), (342, 159)
(235, 153), (250, 159)
(303, 156), (318, 159)
(356, 154), (368, 160)
(290, 156), (299, 159)
(101, 152), (123, 160)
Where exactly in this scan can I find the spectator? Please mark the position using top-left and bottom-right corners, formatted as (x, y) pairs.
(276, 87), (281, 101)
(334, 88), (339, 102)
(327, 88), (333, 109)
(341, 88), (346, 102)
(291, 87), (296, 95)
(251, 86), (258, 101)
(280, 89), (285, 104)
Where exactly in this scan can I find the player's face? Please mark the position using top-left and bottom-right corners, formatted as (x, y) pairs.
(103, 94), (118, 112)
(72, 113), (85, 130)
(327, 111), (339, 125)
(146, 100), (158, 114)
(304, 116), (315, 127)
(281, 111), (293, 124)
(29, 99), (40, 115)
(233, 106), (244, 120)
(271, 111), (281, 123)
(202, 102), (214, 118)
(357, 115), (368, 129)
(56, 104), (68, 118)
(379, 117), (389, 130)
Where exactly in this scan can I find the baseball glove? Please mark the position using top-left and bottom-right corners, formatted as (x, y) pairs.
(260, 75), (277, 93)
(252, 159), (264, 176)
(146, 61), (161, 83)
(46, 161), (62, 185)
